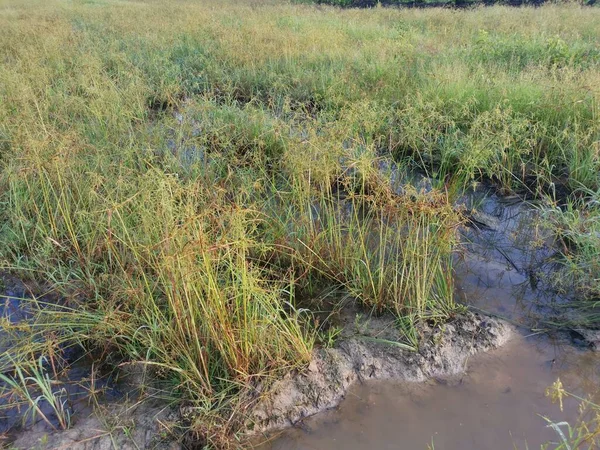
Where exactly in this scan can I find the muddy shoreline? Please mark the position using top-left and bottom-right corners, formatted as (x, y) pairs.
(246, 306), (511, 437)
(259, 330), (599, 450)
(253, 184), (600, 449)
(2, 295), (511, 449)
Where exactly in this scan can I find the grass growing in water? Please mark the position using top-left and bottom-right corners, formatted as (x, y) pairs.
(0, 0), (598, 445)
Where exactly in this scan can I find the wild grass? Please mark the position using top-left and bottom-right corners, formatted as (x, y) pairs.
(306, 0), (584, 6)
(0, 0), (598, 445)
(541, 189), (600, 324)
(534, 379), (600, 450)
(0, 356), (71, 431)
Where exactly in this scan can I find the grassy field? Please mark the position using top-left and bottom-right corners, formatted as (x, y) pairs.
(0, 0), (599, 446)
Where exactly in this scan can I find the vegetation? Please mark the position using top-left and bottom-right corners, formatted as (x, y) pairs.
(539, 379), (600, 450)
(0, 0), (598, 446)
(542, 191), (600, 324)
(306, 0), (553, 7)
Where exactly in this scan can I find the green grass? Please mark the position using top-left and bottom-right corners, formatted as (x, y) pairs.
(535, 379), (600, 450)
(0, 0), (599, 446)
(0, 356), (71, 431)
(540, 189), (600, 325)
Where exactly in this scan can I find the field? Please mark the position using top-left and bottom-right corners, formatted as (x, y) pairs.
(0, 0), (599, 447)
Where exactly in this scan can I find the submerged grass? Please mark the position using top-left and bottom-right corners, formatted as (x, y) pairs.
(0, 0), (598, 445)
(0, 356), (71, 431)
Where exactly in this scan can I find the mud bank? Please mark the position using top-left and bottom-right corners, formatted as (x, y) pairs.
(260, 332), (600, 450)
(2, 309), (510, 450)
(247, 307), (511, 436)
(8, 400), (178, 450)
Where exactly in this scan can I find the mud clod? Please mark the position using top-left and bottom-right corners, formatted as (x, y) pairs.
(247, 310), (511, 435)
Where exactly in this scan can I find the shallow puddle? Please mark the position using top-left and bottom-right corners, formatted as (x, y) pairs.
(456, 190), (562, 324)
(259, 332), (598, 450)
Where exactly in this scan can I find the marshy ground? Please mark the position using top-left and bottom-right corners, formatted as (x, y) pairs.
(0, 0), (599, 448)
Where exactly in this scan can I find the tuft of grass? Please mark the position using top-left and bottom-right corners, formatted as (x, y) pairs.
(0, 356), (71, 431)
(539, 189), (600, 326)
(536, 379), (600, 450)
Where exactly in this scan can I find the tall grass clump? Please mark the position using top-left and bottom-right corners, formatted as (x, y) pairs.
(271, 143), (461, 321)
(0, 152), (315, 429)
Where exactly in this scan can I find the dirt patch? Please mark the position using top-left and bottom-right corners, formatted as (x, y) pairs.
(246, 307), (512, 436)
(7, 400), (179, 450)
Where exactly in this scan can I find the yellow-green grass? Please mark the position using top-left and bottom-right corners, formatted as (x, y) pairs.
(0, 0), (599, 445)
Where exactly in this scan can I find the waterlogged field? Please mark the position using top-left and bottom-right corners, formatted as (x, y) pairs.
(0, 0), (599, 448)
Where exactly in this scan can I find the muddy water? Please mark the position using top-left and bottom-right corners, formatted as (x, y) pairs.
(456, 190), (563, 325)
(259, 191), (600, 450)
(261, 334), (597, 450)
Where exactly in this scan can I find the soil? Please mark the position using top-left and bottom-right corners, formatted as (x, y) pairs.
(7, 400), (179, 450)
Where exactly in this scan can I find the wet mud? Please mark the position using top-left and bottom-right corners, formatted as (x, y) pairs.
(258, 333), (598, 450)
(247, 307), (511, 436)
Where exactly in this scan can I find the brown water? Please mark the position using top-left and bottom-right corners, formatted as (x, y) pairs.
(259, 192), (600, 450)
(260, 334), (597, 450)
